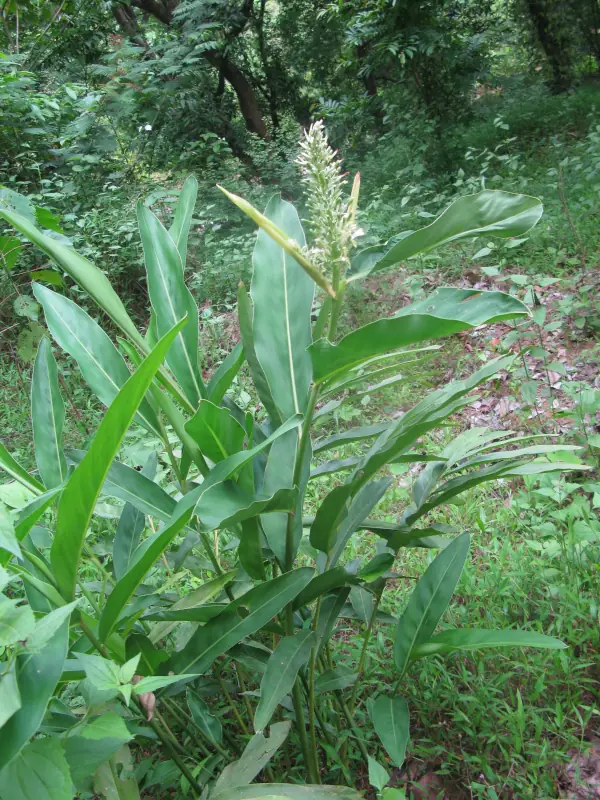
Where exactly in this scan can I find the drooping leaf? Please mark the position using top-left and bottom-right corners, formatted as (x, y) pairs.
(170, 568), (314, 675)
(254, 630), (316, 731)
(329, 478), (392, 568)
(185, 400), (246, 463)
(349, 586), (374, 624)
(0, 443), (44, 495)
(315, 666), (357, 693)
(98, 506), (194, 641)
(410, 628), (567, 659)
(310, 482), (356, 554)
(31, 338), (67, 489)
(293, 567), (354, 610)
(0, 621), (69, 770)
(369, 696), (410, 767)
(349, 190), (543, 280)
(0, 208), (143, 347)
(0, 736), (72, 800)
(138, 202), (204, 406)
(168, 175), (198, 267)
(187, 690), (223, 745)
(113, 452), (157, 580)
(309, 290), (527, 383)
(148, 570), (235, 644)
(394, 533), (470, 676)
(315, 588), (350, 652)
(211, 784), (361, 800)
(239, 516), (267, 581)
(213, 722), (291, 795)
(251, 195), (313, 421)
(67, 451), (175, 523)
(313, 423), (391, 454)
(33, 284), (161, 436)
(51, 319), (186, 600)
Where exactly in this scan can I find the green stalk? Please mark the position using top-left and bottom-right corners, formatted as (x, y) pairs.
(348, 583), (384, 712)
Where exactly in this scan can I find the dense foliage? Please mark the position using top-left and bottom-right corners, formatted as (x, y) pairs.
(1, 2), (600, 799)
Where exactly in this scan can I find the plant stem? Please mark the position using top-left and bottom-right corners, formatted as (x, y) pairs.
(349, 583), (384, 711)
(333, 691), (370, 765)
(214, 667), (250, 735)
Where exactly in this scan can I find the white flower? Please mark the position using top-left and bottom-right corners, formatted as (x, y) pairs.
(144, 124), (152, 131)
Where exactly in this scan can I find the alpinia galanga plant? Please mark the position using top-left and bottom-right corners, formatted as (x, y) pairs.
(0, 123), (581, 799)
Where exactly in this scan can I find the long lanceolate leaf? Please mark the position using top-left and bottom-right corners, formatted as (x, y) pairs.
(369, 695), (410, 768)
(51, 318), (186, 601)
(0, 208), (143, 347)
(349, 190), (544, 281)
(170, 568), (314, 675)
(0, 443), (44, 495)
(310, 289), (528, 384)
(113, 452), (158, 580)
(411, 628), (566, 659)
(138, 203), (205, 407)
(394, 533), (470, 677)
(33, 284), (161, 436)
(99, 506), (195, 642)
(168, 175), (198, 267)
(31, 338), (67, 489)
(251, 195), (314, 421)
(254, 630), (316, 731)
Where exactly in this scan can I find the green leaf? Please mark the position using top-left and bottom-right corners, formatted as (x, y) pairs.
(51, 318), (186, 600)
(93, 744), (140, 800)
(349, 190), (543, 280)
(31, 338), (67, 489)
(367, 755), (390, 792)
(26, 600), (79, 653)
(98, 505), (194, 641)
(0, 737), (72, 800)
(148, 570), (235, 644)
(213, 721), (291, 795)
(261, 429), (297, 565)
(310, 290), (528, 383)
(360, 553), (394, 582)
(394, 533), (470, 676)
(315, 588), (349, 652)
(369, 696), (409, 767)
(187, 689), (223, 745)
(254, 630), (316, 731)
(113, 452), (157, 580)
(211, 785), (361, 800)
(63, 713), (132, 785)
(185, 400), (246, 463)
(168, 175), (198, 267)
(239, 516), (267, 581)
(33, 285), (160, 436)
(237, 283), (282, 425)
(133, 674), (197, 693)
(0, 595), (35, 647)
(0, 235), (23, 272)
(170, 568), (314, 675)
(329, 478), (391, 568)
(138, 202), (204, 406)
(0, 663), (21, 729)
(0, 515), (21, 560)
(251, 195), (313, 420)
(0, 443), (44, 495)
(310, 483), (355, 554)
(67, 451), (175, 523)
(292, 567), (354, 610)
(208, 342), (245, 404)
(0, 621), (69, 770)
(0, 208), (143, 347)
(411, 628), (567, 659)
(314, 666), (357, 693)
(349, 586), (374, 624)
(313, 423), (390, 454)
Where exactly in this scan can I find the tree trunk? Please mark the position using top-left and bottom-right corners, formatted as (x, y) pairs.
(525, 0), (577, 92)
(205, 51), (268, 138)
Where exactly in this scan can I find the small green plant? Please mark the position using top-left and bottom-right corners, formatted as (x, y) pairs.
(0, 125), (581, 797)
